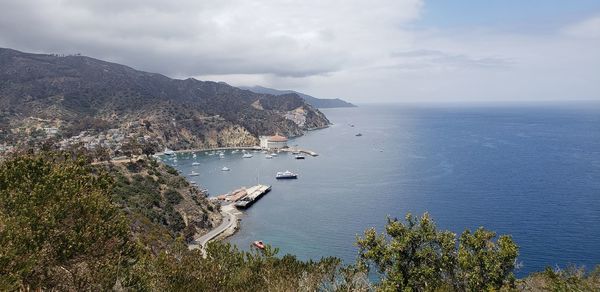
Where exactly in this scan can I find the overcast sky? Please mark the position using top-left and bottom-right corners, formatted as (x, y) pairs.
(1, 0), (599, 103)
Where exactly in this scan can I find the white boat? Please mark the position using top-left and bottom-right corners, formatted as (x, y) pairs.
(189, 171), (199, 176)
(219, 153), (225, 158)
(192, 162), (200, 166)
(192, 153), (197, 158)
(276, 170), (298, 179)
(163, 148), (175, 155)
(271, 153), (278, 157)
(261, 150), (267, 154)
(243, 153), (253, 158)
(221, 167), (230, 171)
(265, 154), (273, 159)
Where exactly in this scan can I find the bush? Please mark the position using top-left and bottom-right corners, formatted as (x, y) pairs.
(357, 213), (518, 291)
(0, 152), (136, 290)
(164, 189), (183, 205)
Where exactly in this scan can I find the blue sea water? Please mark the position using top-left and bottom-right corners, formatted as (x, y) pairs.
(169, 103), (600, 277)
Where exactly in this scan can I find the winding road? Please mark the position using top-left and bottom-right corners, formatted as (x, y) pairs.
(190, 204), (238, 256)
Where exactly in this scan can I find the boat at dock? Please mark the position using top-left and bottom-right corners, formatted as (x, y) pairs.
(276, 170), (298, 179)
(163, 148), (175, 155)
(243, 153), (253, 158)
(219, 153), (225, 158)
(265, 154), (273, 159)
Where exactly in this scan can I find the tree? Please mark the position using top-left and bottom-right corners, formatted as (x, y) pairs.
(458, 228), (519, 290)
(0, 152), (137, 290)
(356, 213), (519, 291)
(357, 213), (458, 291)
(121, 137), (141, 161)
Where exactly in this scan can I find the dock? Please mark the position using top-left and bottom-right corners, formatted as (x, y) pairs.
(234, 185), (271, 209)
(281, 148), (319, 157)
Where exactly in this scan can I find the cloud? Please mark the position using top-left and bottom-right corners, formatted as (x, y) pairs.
(562, 15), (600, 39)
(389, 49), (513, 70)
(0, 0), (423, 78)
(0, 0), (598, 102)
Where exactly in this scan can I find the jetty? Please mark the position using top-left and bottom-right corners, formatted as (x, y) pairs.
(233, 185), (271, 208)
(280, 148), (319, 157)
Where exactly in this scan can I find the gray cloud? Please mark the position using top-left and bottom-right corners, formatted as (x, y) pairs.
(390, 49), (513, 70)
(0, 0), (422, 78)
(1, 0), (598, 102)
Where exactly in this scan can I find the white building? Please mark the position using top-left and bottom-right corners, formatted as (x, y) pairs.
(259, 134), (288, 149)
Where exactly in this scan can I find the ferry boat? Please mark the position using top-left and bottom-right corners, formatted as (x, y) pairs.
(294, 155), (305, 160)
(221, 167), (230, 171)
(189, 171), (200, 176)
(276, 170), (298, 179)
(253, 240), (266, 250)
(243, 153), (253, 158)
(163, 148), (175, 155)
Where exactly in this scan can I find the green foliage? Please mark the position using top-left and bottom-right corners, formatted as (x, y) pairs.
(137, 241), (362, 291)
(0, 152), (136, 290)
(527, 266), (600, 291)
(164, 188), (183, 205)
(458, 228), (519, 290)
(357, 213), (519, 291)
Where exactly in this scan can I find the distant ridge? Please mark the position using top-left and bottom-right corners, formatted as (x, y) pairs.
(240, 85), (355, 108)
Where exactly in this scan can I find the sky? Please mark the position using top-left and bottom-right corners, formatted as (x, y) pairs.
(1, 0), (599, 103)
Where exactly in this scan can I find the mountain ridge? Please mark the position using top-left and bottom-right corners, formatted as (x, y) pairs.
(239, 85), (355, 108)
(0, 48), (330, 154)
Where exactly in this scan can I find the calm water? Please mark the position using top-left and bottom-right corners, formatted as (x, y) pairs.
(168, 103), (600, 276)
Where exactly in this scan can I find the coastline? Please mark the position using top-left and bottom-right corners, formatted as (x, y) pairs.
(190, 203), (241, 255)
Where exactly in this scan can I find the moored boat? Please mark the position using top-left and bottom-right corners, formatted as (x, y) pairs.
(253, 240), (265, 250)
(276, 170), (298, 179)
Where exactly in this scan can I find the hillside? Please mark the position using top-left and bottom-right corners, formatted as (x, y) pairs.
(0, 48), (329, 153)
(240, 85), (355, 108)
(101, 157), (222, 251)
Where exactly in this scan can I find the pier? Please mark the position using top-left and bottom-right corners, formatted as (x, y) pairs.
(280, 148), (319, 157)
(233, 184), (271, 208)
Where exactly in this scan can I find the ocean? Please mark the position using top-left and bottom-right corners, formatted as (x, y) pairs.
(168, 103), (600, 277)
